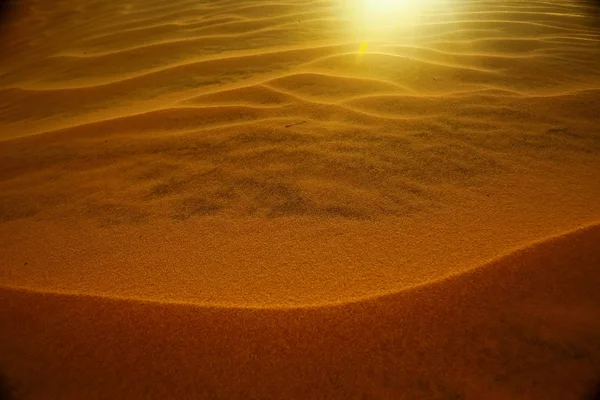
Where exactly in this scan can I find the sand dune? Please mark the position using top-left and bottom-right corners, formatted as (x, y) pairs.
(1, 0), (600, 398)
(1, 224), (600, 399)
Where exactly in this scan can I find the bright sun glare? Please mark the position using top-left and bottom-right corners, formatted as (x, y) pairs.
(345, 0), (440, 41)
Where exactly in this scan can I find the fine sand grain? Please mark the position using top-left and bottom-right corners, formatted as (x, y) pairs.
(1, 0), (599, 398)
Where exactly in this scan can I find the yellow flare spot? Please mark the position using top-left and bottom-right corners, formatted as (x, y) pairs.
(358, 41), (368, 55)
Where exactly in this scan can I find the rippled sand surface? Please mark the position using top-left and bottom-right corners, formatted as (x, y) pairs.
(1, 0), (599, 398)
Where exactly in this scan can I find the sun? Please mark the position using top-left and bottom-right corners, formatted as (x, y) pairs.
(343, 0), (439, 41)
(363, 0), (417, 18)
(360, 0), (428, 27)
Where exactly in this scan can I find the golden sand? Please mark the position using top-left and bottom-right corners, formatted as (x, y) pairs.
(1, 0), (599, 398)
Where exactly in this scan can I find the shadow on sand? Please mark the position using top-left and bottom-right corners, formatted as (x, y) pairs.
(0, 372), (15, 400)
(0, 0), (17, 28)
(590, 381), (600, 400)
(582, 0), (600, 26)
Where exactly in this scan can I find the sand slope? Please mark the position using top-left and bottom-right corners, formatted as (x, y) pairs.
(1, 224), (600, 399)
(1, 0), (600, 398)
(1, 0), (600, 306)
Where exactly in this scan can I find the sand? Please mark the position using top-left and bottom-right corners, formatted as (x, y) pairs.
(1, 0), (599, 398)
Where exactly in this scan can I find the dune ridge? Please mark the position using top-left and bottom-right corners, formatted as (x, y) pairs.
(2, 221), (599, 310)
(1, 222), (600, 399)
(2, 0), (600, 139)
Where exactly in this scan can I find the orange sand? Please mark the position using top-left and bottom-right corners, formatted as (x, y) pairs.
(1, 0), (600, 398)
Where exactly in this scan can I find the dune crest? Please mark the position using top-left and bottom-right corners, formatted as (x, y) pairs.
(1, 222), (600, 399)
(2, 222), (599, 308)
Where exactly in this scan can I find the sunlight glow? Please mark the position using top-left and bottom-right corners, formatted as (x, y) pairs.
(343, 0), (441, 42)
(363, 0), (421, 24)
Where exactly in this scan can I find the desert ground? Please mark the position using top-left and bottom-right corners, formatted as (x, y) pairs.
(1, 0), (599, 398)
